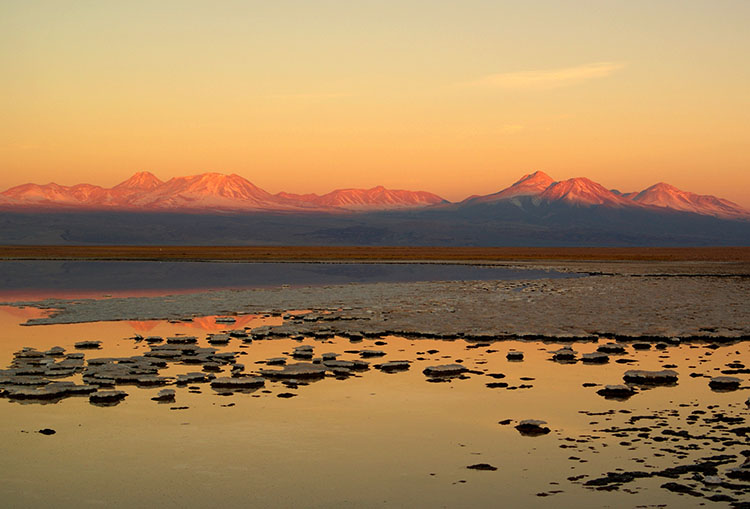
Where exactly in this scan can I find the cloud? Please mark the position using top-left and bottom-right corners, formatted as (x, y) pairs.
(463, 62), (626, 90)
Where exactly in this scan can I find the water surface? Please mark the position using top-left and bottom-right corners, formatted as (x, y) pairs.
(0, 261), (574, 299)
(1, 307), (747, 507)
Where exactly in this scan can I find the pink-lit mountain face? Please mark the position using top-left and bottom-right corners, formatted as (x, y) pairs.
(111, 171), (164, 196)
(631, 183), (749, 219)
(1, 182), (116, 207)
(462, 171), (646, 208)
(126, 173), (290, 211)
(0, 171), (747, 219)
(295, 186), (447, 210)
(461, 172), (749, 220)
(0, 172), (447, 212)
(539, 177), (635, 207)
(461, 171), (555, 204)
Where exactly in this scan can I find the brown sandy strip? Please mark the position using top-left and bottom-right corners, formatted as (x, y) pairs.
(0, 245), (748, 262)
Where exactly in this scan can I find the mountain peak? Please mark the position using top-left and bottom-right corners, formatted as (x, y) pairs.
(176, 172), (263, 188)
(462, 170), (555, 204)
(540, 177), (633, 207)
(133, 172), (279, 210)
(194, 171), (235, 180)
(633, 182), (749, 219)
(1, 171), (747, 219)
(514, 170), (554, 186)
(643, 182), (678, 192)
(113, 171), (163, 191)
(313, 186), (446, 210)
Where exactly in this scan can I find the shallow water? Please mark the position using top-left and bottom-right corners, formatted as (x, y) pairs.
(1, 307), (748, 508)
(0, 261), (574, 299)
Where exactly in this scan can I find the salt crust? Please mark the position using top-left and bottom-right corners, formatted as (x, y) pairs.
(4, 262), (748, 340)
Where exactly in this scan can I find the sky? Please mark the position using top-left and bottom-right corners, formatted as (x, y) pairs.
(1, 0), (749, 206)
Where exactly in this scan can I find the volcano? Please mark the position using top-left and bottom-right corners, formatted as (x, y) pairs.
(1, 171), (747, 221)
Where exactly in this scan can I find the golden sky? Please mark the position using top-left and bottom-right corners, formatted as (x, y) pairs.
(1, 1), (749, 205)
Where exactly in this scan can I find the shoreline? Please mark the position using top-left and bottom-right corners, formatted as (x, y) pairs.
(4, 269), (748, 342)
(1, 245), (749, 263)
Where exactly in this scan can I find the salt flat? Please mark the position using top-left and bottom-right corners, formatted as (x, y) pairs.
(7, 261), (749, 342)
(1, 259), (748, 508)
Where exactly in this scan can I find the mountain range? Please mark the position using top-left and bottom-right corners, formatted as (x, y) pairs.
(0, 172), (446, 213)
(1, 170), (748, 246)
(1, 170), (748, 220)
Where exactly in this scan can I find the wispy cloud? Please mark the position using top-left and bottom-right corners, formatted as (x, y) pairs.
(462, 62), (626, 90)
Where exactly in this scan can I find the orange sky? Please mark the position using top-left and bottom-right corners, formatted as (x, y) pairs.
(1, 1), (749, 206)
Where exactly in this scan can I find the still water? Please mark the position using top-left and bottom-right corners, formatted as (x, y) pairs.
(0, 260), (574, 299)
(1, 306), (747, 508)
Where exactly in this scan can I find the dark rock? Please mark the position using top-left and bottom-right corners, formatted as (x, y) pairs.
(486, 382), (509, 389)
(323, 359), (369, 371)
(515, 420), (551, 436)
(359, 349), (386, 358)
(597, 343), (626, 354)
(506, 351), (524, 361)
(74, 341), (101, 349)
(175, 372), (214, 385)
(207, 334), (231, 345)
(486, 373), (506, 379)
(467, 463), (497, 471)
(151, 389), (176, 402)
(210, 377), (265, 389)
(660, 482), (701, 496)
(422, 364), (468, 377)
(166, 336), (197, 344)
(260, 363), (327, 379)
(597, 384), (636, 399)
(623, 370), (678, 385)
(551, 346), (576, 362)
(709, 376), (741, 391)
(292, 345), (314, 359)
(89, 390), (128, 404)
(375, 361), (410, 372)
(582, 352), (609, 364)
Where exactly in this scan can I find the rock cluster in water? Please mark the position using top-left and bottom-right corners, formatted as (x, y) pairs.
(1, 302), (748, 506)
(622, 369), (679, 385)
(515, 420), (551, 436)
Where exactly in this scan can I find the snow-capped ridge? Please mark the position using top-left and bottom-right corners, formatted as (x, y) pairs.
(456, 172), (748, 219)
(0, 171), (747, 219)
(314, 186), (446, 210)
(514, 170), (554, 187)
(113, 171), (163, 191)
(127, 172), (299, 210)
(540, 177), (634, 207)
(0, 172), (448, 212)
(632, 182), (749, 219)
(460, 170), (554, 205)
